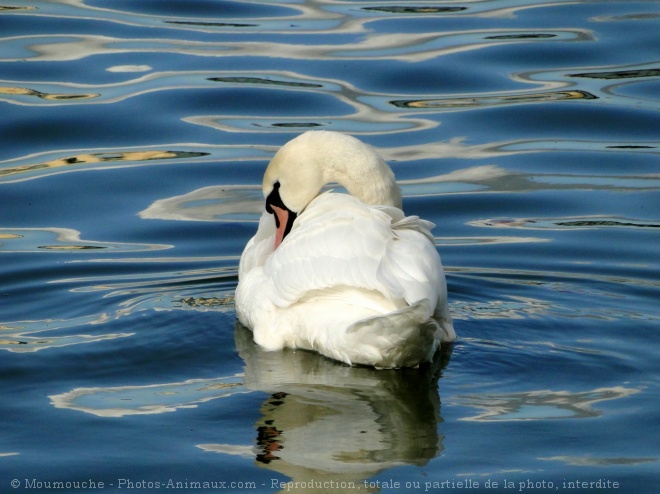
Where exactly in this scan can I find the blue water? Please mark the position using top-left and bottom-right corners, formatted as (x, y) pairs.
(1, 1), (658, 493)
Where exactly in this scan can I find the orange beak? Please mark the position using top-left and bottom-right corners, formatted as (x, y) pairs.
(271, 204), (290, 250)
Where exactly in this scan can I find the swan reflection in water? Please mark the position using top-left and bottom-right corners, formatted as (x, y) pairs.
(199, 324), (451, 490)
(50, 322), (451, 489)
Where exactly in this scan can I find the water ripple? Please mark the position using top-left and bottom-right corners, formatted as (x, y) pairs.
(1, 0), (658, 485)
(452, 386), (640, 421)
(0, 313), (132, 353)
(469, 216), (660, 231)
(0, 227), (169, 252)
(0, 27), (593, 63)
(9, 0), (605, 36)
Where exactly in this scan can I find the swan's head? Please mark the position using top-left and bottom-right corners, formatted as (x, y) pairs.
(262, 131), (401, 249)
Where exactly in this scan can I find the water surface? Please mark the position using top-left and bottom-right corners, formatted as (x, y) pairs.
(1, 1), (658, 492)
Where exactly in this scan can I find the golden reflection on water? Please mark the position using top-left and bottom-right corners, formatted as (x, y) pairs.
(0, 86), (99, 100)
(392, 90), (597, 110)
(0, 6), (35, 11)
(362, 7), (466, 15)
(0, 149), (208, 181)
(209, 76), (322, 88)
(569, 68), (660, 80)
(185, 70), (438, 135)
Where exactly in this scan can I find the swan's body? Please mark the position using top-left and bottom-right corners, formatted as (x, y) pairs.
(235, 131), (455, 368)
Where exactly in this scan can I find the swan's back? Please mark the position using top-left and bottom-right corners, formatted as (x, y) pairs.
(235, 193), (455, 368)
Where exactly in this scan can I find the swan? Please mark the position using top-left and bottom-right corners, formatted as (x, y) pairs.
(235, 131), (455, 368)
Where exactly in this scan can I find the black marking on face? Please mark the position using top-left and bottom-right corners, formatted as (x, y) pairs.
(265, 181), (283, 216)
(265, 181), (298, 241)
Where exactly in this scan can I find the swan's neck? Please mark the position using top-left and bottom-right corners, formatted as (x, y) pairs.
(331, 165), (401, 209)
(265, 131), (403, 213)
(319, 140), (402, 209)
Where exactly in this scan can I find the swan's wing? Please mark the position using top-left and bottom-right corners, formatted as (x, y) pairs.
(381, 208), (455, 341)
(378, 223), (456, 342)
(375, 205), (435, 243)
(238, 210), (275, 279)
(263, 193), (443, 317)
(377, 227), (443, 306)
(236, 192), (456, 359)
(263, 193), (393, 308)
(387, 209), (447, 305)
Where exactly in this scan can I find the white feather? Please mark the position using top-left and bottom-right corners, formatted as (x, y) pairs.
(235, 131), (455, 368)
(236, 193), (455, 368)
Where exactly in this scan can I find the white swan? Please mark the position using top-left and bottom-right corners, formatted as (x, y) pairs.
(235, 131), (455, 368)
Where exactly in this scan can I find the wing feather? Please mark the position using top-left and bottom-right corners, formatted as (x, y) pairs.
(263, 194), (392, 307)
(236, 191), (456, 365)
(244, 193), (446, 314)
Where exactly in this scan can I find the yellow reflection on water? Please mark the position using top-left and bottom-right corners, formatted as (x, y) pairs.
(0, 149), (206, 180)
(393, 90), (597, 109)
(0, 6), (35, 11)
(0, 86), (99, 100)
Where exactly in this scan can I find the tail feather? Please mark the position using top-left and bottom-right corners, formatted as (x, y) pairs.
(345, 301), (440, 368)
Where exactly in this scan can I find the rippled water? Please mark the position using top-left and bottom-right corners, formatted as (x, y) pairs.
(1, 1), (658, 492)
